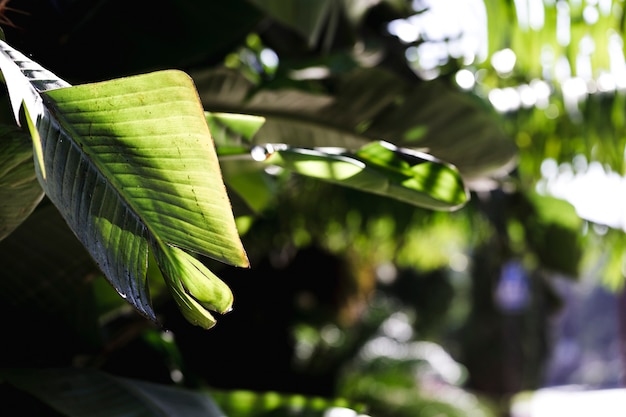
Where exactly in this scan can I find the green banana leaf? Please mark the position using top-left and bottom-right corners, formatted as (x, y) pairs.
(206, 112), (279, 215)
(210, 112), (468, 211)
(260, 141), (468, 210)
(0, 40), (248, 329)
(194, 67), (517, 182)
(0, 125), (44, 241)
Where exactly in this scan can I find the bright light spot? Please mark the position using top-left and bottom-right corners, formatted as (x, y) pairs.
(529, 0), (546, 30)
(289, 66), (330, 80)
(531, 79), (551, 108)
(491, 48), (517, 74)
(580, 34), (595, 55)
(518, 84), (536, 107)
(388, 19), (420, 43)
(260, 48), (279, 69)
(577, 36), (595, 80)
(251, 146), (268, 161)
(170, 369), (184, 383)
(321, 325), (343, 346)
(489, 87), (521, 112)
(412, 341), (465, 384)
(599, 0), (612, 15)
(376, 262), (397, 284)
(455, 69), (475, 89)
(583, 5), (600, 24)
(543, 161), (626, 230)
(512, 388), (626, 417)
(576, 53), (593, 80)
(555, 55), (572, 82)
(540, 158), (559, 179)
(415, 42), (448, 70)
(562, 77), (588, 99)
(399, 0), (488, 73)
(608, 32), (626, 89)
(449, 253), (469, 272)
(514, 0), (529, 30)
(541, 45), (555, 80)
(161, 331), (174, 343)
(323, 408), (358, 417)
(562, 76), (588, 116)
(557, 1), (571, 46)
(597, 72), (616, 92)
(382, 312), (413, 342)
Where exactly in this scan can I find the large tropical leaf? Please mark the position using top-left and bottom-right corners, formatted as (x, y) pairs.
(0, 40), (248, 328)
(259, 141), (468, 210)
(0, 204), (101, 346)
(1, 368), (226, 417)
(0, 125), (44, 241)
(1, 368), (367, 417)
(194, 67), (517, 182)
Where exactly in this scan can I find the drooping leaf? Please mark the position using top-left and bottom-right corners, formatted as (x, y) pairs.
(195, 67), (516, 182)
(261, 141), (468, 210)
(1, 368), (226, 417)
(0, 125), (44, 241)
(0, 40), (248, 328)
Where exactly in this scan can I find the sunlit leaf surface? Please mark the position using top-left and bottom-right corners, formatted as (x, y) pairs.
(0, 41), (248, 328)
(263, 141), (468, 210)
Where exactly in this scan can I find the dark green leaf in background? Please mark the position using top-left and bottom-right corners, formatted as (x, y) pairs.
(0, 126), (43, 241)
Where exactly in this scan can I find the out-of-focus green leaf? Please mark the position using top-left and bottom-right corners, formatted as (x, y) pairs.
(210, 389), (366, 417)
(206, 112), (276, 214)
(1, 368), (226, 417)
(248, 0), (334, 46)
(525, 194), (582, 276)
(206, 112), (266, 147)
(0, 125), (43, 241)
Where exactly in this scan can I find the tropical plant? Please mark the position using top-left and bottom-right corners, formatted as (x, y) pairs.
(0, 0), (517, 413)
(4, 0), (621, 415)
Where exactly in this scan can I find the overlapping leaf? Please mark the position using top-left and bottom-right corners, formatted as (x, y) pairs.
(0, 126), (44, 241)
(2, 369), (226, 417)
(194, 67), (517, 183)
(0, 40), (247, 328)
(260, 141), (468, 210)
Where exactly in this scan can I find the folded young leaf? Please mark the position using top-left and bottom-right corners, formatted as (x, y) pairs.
(0, 40), (248, 328)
